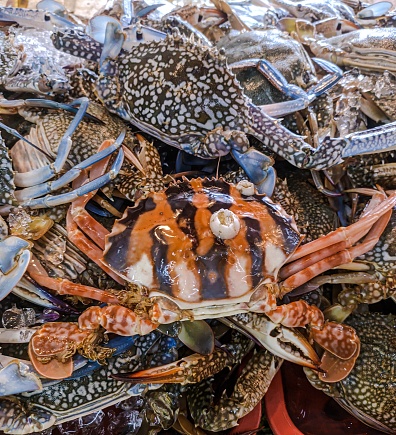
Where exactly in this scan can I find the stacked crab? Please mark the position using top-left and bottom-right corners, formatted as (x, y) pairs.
(0, 0), (394, 434)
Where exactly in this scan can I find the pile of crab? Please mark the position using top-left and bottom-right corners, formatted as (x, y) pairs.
(0, 0), (395, 433)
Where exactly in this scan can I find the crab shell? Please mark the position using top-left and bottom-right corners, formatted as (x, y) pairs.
(103, 178), (302, 309)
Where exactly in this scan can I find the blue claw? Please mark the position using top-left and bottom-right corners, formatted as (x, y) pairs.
(0, 361), (42, 396)
(0, 237), (31, 301)
(100, 21), (126, 67)
(0, 98), (101, 123)
(15, 276), (80, 314)
(231, 148), (276, 196)
(309, 58), (343, 100)
(256, 59), (309, 101)
(230, 59), (311, 117)
(16, 129), (126, 202)
(21, 144), (125, 209)
(230, 58), (309, 101)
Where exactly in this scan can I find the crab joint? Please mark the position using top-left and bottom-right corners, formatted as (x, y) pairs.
(210, 208), (241, 240)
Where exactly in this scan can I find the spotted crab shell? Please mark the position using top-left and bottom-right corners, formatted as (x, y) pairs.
(103, 178), (302, 308)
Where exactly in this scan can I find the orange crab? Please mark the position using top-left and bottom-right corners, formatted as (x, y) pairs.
(27, 177), (396, 381)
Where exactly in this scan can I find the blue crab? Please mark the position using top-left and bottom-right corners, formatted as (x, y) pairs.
(270, 0), (357, 23)
(50, 25), (396, 196)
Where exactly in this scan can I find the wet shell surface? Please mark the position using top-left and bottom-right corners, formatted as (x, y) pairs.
(103, 178), (302, 305)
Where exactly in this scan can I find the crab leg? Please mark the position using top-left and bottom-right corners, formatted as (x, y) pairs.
(20, 145), (124, 209)
(64, 139), (126, 283)
(113, 348), (238, 385)
(78, 305), (158, 336)
(66, 211), (124, 283)
(15, 130), (125, 202)
(112, 327), (254, 384)
(11, 98), (90, 188)
(28, 308), (157, 379)
(229, 59), (310, 117)
(230, 58), (342, 118)
(27, 271), (120, 304)
(53, 29), (103, 63)
(280, 205), (392, 280)
(284, 192), (396, 264)
(189, 350), (282, 432)
(281, 207), (393, 292)
(69, 133), (129, 251)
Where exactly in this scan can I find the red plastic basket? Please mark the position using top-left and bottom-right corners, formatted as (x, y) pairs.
(264, 362), (385, 435)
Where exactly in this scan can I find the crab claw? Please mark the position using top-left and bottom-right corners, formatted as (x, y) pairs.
(310, 321), (361, 383)
(0, 236), (32, 301)
(0, 360), (42, 396)
(112, 348), (233, 385)
(28, 322), (98, 380)
(318, 342), (361, 383)
(311, 321), (359, 361)
(222, 314), (321, 370)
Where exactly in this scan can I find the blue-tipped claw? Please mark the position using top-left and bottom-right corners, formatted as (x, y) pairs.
(231, 148), (276, 196)
(0, 237), (31, 302)
(0, 361), (42, 396)
(14, 276), (80, 314)
(21, 144), (125, 209)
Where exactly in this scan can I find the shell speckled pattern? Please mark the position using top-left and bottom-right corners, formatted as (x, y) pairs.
(0, 30), (24, 80)
(0, 134), (17, 207)
(188, 348), (282, 431)
(101, 32), (252, 157)
(219, 29), (317, 90)
(104, 178), (302, 306)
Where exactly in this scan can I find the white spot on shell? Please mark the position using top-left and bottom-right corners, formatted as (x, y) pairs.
(210, 209), (240, 240)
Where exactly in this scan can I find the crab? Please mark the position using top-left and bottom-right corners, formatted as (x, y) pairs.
(305, 312), (396, 434)
(297, 25), (396, 74)
(49, 25), (396, 197)
(25, 177), (396, 385)
(0, 97), (167, 218)
(0, 331), (178, 434)
(270, 0), (357, 23)
(136, 323), (283, 432)
(0, 23), (79, 96)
